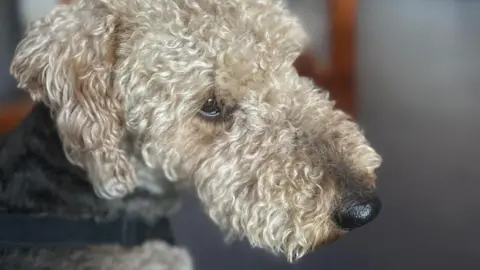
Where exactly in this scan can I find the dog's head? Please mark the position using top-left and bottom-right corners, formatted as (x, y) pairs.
(11, 0), (382, 262)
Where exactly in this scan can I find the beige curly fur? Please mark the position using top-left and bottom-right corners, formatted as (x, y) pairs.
(11, 0), (382, 264)
(1, 241), (193, 270)
(11, 1), (135, 199)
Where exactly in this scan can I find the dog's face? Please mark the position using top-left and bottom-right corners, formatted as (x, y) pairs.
(11, 0), (382, 262)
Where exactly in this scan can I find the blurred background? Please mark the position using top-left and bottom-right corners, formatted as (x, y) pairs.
(1, 0), (480, 269)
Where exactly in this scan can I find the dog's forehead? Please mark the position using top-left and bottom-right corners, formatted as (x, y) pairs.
(125, 0), (309, 50)
(110, 0), (308, 64)
(109, 0), (310, 104)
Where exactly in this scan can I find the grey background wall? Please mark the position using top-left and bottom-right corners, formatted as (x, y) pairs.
(287, 0), (329, 65)
(0, 0), (23, 102)
(17, 0), (58, 27)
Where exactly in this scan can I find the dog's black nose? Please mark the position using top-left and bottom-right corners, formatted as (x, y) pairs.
(334, 195), (381, 231)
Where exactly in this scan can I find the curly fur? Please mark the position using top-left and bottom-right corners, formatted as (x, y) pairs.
(10, 0), (382, 263)
(1, 241), (193, 270)
(11, 1), (134, 199)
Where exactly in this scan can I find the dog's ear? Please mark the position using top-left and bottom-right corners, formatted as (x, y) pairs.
(10, 1), (136, 199)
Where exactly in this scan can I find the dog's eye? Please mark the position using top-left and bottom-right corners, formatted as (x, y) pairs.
(200, 98), (222, 119)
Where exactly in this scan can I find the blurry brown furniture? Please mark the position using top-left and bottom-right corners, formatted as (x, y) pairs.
(294, 0), (357, 117)
(0, 101), (32, 134)
(0, 0), (357, 135)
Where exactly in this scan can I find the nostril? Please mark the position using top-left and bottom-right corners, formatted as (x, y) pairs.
(334, 196), (382, 231)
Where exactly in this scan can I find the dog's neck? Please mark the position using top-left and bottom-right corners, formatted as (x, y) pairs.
(0, 103), (95, 215)
(0, 103), (178, 222)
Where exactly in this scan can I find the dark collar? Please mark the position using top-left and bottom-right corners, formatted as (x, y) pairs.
(0, 213), (174, 248)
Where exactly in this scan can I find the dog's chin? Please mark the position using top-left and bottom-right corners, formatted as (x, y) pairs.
(317, 230), (345, 247)
(272, 230), (345, 263)
(282, 231), (344, 262)
(289, 230), (343, 259)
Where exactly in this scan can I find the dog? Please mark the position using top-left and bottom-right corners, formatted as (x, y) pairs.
(0, 0), (382, 268)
